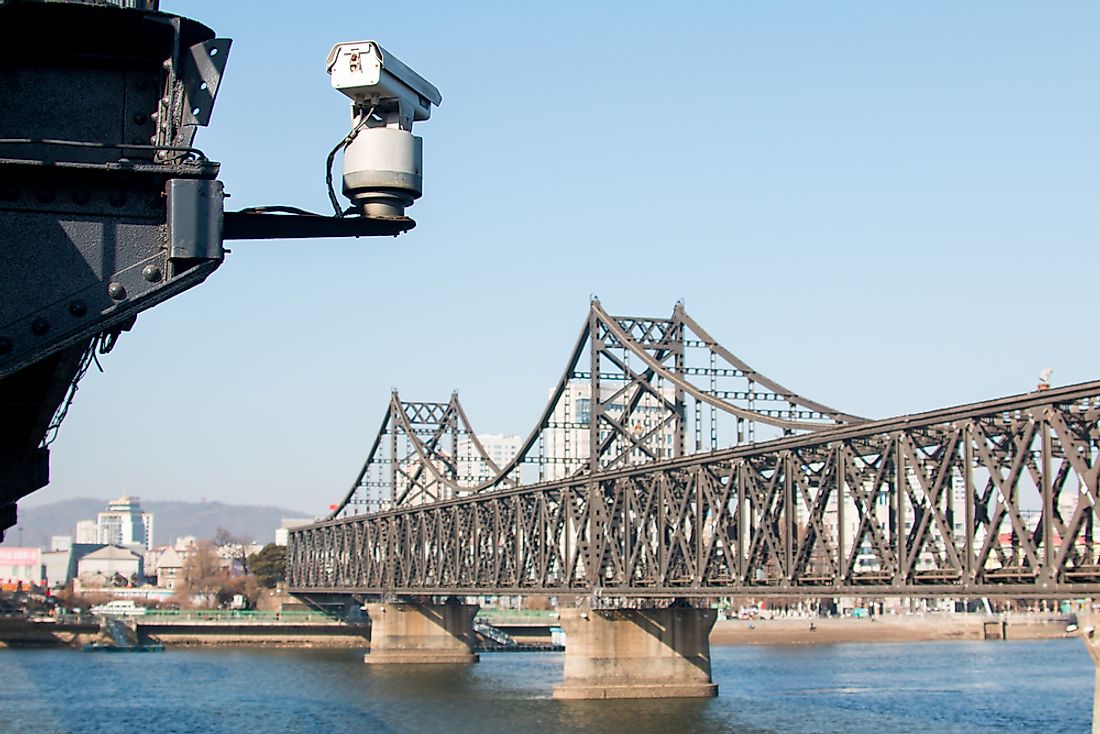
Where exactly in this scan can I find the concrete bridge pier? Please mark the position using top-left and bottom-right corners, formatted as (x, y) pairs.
(363, 597), (479, 664)
(553, 602), (718, 699)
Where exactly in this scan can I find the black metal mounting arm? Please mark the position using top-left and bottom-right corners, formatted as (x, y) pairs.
(223, 210), (414, 240)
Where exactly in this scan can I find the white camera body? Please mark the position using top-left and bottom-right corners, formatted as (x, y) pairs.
(326, 41), (442, 218)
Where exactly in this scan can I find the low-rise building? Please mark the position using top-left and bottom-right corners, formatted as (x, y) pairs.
(42, 543), (106, 589)
(76, 545), (144, 587)
(0, 547), (41, 586)
(42, 550), (72, 590)
(155, 546), (185, 590)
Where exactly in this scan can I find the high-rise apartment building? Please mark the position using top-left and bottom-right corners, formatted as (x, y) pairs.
(456, 433), (523, 487)
(543, 380), (678, 481)
(96, 495), (154, 551)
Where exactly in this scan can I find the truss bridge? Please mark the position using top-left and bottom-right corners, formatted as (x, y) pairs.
(288, 301), (1100, 600)
(286, 300), (1100, 699)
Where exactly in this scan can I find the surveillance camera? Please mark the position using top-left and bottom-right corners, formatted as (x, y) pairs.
(326, 41), (442, 219)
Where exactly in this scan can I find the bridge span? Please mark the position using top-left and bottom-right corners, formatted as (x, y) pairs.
(288, 302), (1100, 702)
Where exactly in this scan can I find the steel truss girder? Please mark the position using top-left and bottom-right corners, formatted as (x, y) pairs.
(290, 380), (1100, 599)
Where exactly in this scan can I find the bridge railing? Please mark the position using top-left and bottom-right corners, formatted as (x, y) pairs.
(137, 609), (344, 623)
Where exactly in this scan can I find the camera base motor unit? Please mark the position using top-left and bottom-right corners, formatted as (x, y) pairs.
(327, 41), (443, 219)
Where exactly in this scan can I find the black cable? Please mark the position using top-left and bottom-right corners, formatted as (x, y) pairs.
(41, 335), (103, 448)
(235, 205), (327, 217)
(325, 107), (374, 216)
(0, 138), (206, 161)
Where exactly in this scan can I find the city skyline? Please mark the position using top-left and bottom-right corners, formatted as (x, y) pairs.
(32, 1), (1100, 515)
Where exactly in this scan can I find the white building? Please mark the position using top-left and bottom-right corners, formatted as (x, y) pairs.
(75, 520), (98, 544)
(543, 379), (677, 481)
(275, 519), (313, 547)
(456, 433), (523, 486)
(41, 543), (108, 590)
(77, 545), (144, 586)
(154, 546), (185, 590)
(798, 465), (971, 577)
(42, 549), (73, 590)
(96, 495), (154, 551)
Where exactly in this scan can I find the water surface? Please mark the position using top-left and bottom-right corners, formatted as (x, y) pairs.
(1, 639), (1091, 733)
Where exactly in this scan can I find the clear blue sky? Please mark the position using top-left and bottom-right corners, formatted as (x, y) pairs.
(32, 1), (1100, 515)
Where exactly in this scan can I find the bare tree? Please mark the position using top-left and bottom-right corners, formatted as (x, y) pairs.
(214, 527), (251, 576)
(176, 540), (225, 607)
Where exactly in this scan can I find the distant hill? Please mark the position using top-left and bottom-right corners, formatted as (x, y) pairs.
(0, 497), (313, 549)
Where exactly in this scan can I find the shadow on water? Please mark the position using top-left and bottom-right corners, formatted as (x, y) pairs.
(360, 659), (483, 699)
(553, 698), (768, 734)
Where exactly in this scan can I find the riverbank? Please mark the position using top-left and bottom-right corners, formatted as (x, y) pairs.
(709, 614), (1075, 646)
(2, 613), (1077, 649)
(117, 615), (1087, 648)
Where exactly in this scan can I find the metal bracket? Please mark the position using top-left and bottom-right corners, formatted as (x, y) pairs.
(168, 178), (224, 260)
(223, 211), (414, 240)
(181, 38), (231, 127)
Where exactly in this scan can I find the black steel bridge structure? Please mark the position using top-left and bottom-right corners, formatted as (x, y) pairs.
(288, 302), (1100, 601)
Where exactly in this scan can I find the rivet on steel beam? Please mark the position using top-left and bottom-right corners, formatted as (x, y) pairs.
(31, 318), (50, 336)
(107, 282), (127, 300)
(68, 300), (88, 317)
(133, 113), (149, 125)
(0, 337), (11, 354)
(142, 265), (162, 283)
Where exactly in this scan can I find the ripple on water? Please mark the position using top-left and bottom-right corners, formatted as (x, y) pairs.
(0, 640), (1091, 734)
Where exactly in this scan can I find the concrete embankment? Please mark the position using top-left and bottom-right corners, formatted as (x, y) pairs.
(137, 623), (371, 647)
(0, 618), (99, 647)
(0, 616), (372, 648)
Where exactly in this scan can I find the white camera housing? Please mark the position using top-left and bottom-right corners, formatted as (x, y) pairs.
(326, 41), (443, 219)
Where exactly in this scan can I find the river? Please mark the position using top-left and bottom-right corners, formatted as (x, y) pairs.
(1, 639), (1091, 733)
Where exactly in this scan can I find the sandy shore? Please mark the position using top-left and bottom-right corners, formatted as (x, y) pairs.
(710, 615), (1075, 646)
